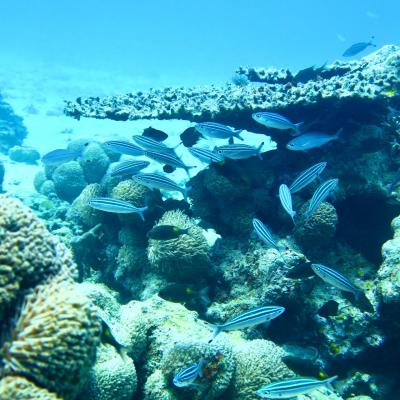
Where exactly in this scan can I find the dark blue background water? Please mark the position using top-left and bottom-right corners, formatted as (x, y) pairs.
(1, 0), (398, 88)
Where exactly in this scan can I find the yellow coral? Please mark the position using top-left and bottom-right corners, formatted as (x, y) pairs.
(0, 280), (101, 399)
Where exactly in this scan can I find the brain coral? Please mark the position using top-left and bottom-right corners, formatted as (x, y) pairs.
(0, 376), (62, 400)
(147, 209), (210, 281)
(52, 160), (87, 202)
(80, 142), (110, 183)
(0, 280), (101, 399)
(230, 339), (294, 400)
(0, 195), (77, 320)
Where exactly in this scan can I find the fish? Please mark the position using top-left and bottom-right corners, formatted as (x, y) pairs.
(343, 38), (376, 57)
(188, 147), (225, 164)
(304, 178), (338, 220)
(311, 264), (363, 299)
(173, 358), (205, 387)
(103, 140), (145, 156)
(180, 127), (203, 147)
(159, 284), (211, 311)
(163, 165), (176, 173)
(132, 173), (191, 201)
(41, 149), (81, 165)
(279, 184), (296, 224)
(252, 112), (303, 135)
(147, 225), (189, 240)
(144, 150), (194, 177)
(256, 376), (337, 398)
(98, 312), (128, 360)
(142, 126), (168, 141)
(286, 129), (344, 151)
(209, 306), (285, 342)
(132, 135), (177, 154)
(252, 218), (283, 251)
(214, 143), (264, 160)
(110, 160), (150, 176)
(87, 197), (148, 221)
(289, 162), (327, 194)
(195, 122), (244, 141)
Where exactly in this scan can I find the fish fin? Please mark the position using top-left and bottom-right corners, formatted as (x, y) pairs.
(294, 122), (304, 135)
(334, 128), (346, 143)
(257, 142), (264, 160)
(197, 357), (206, 378)
(118, 347), (130, 362)
(138, 206), (148, 221)
(325, 375), (338, 391)
(198, 287), (211, 308)
(291, 211), (297, 225)
(183, 186), (192, 202)
(234, 129), (244, 141)
(208, 325), (222, 343)
(262, 320), (271, 329)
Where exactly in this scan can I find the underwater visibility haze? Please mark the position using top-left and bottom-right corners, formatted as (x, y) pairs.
(0, 1), (400, 399)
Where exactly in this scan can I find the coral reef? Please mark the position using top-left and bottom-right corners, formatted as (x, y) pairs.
(0, 160), (4, 192)
(65, 46), (400, 122)
(147, 209), (210, 281)
(0, 280), (101, 399)
(0, 94), (28, 153)
(52, 160), (87, 202)
(8, 145), (40, 164)
(80, 142), (111, 183)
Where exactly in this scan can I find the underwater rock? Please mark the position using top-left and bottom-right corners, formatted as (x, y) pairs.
(80, 344), (137, 400)
(8, 145), (40, 164)
(0, 194), (77, 320)
(0, 280), (101, 399)
(0, 376), (62, 400)
(34, 170), (47, 192)
(80, 142), (111, 183)
(294, 202), (338, 253)
(0, 160), (4, 192)
(53, 160), (87, 202)
(65, 46), (400, 122)
(0, 94), (28, 153)
(147, 209), (210, 281)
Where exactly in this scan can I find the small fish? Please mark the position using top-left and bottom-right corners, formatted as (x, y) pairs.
(289, 162), (327, 194)
(279, 184), (296, 224)
(256, 376), (337, 398)
(159, 284), (211, 310)
(286, 129), (344, 151)
(252, 218), (282, 251)
(311, 264), (363, 299)
(110, 160), (150, 176)
(103, 140), (145, 156)
(41, 149), (81, 165)
(142, 126), (168, 141)
(304, 178), (338, 220)
(132, 135), (177, 154)
(210, 306), (285, 341)
(87, 197), (147, 221)
(195, 122), (244, 141)
(147, 225), (189, 240)
(163, 164), (176, 173)
(180, 127), (203, 147)
(173, 358), (205, 387)
(188, 147), (225, 164)
(144, 150), (194, 177)
(132, 173), (191, 201)
(98, 312), (128, 360)
(252, 112), (303, 135)
(214, 143), (264, 160)
(343, 38), (376, 57)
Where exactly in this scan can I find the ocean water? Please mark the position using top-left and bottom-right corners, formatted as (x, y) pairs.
(0, 1), (399, 400)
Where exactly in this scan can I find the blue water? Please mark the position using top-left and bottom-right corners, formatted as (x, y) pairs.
(1, 0), (398, 89)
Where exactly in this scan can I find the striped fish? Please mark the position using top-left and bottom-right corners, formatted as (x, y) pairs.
(144, 150), (194, 177)
(279, 184), (296, 224)
(289, 162), (327, 194)
(110, 160), (150, 176)
(214, 143), (264, 160)
(132, 173), (191, 202)
(87, 197), (147, 221)
(41, 149), (81, 165)
(188, 147), (225, 164)
(252, 112), (303, 135)
(132, 135), (177, 154)
(103, 140), (145, 156)
(210, 306), (285, 341)
(173, 358), (205, 387)
(304, 178), (338, 220)
(256, 376), (337, 398)
(252, 218), (282, 251)
(311, 264), (363, 299)
(195, 122), (244, 140)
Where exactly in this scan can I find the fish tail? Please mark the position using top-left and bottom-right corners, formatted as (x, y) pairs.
(234, 129), (244, 141)
(291, 211), (297, 225)
(257, 142), (264, 160)
(183, 186), (192, 202)
(354, 289), (364, 302)
(138, 206), (148, 221)
(324, 375), (338, 391)
(334, 128), (346, 143)
(208, 325), (222, 343)
(294, 122), (304, 135)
